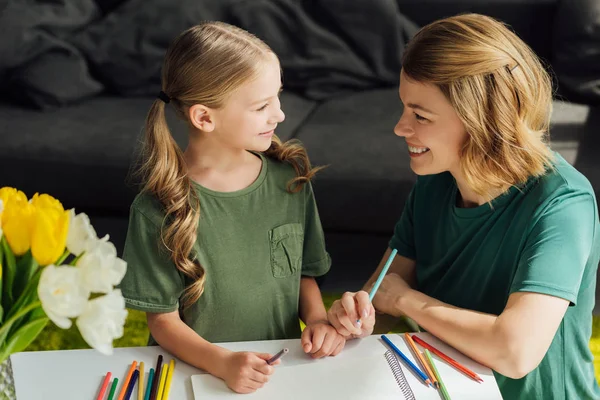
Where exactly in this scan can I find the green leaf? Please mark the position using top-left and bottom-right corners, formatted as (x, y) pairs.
(11, 251), (37, 304)
(5, 268), (41, 323)
(0, 240), (4, 310)
(0, 301), (41, 345)
(0, 317), (48, 359)
(1, 237), (16, 313)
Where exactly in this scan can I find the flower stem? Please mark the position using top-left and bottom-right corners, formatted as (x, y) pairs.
(0, 301), (41, 339)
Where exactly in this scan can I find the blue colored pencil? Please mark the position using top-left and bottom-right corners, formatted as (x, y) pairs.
(124, 369), (139, 400)
(144, 369), (155, 400)
(357, 249), (398, 325)
(369, 249), (398, 301)
(381, 334), (432, 387)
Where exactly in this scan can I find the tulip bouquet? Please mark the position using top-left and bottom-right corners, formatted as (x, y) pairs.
(0, 187), (128, 364)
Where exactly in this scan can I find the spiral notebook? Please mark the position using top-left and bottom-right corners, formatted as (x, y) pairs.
(191, 350), (417, 400)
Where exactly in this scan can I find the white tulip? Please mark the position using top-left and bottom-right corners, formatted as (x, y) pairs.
(77, 239), (127, 293)
(38, 265), (90, 329)
(76, 289), (128, 355)
(66, 210), (98, 257)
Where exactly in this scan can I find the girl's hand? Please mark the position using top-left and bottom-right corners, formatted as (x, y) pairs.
(327, 291), (375, 339)
(301, 320), (346, 358)
(218, 351), (279, 394)
(370, 273), (412, 317)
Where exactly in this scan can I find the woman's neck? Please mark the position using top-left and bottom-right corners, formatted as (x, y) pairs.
(452, 172), (509, 208)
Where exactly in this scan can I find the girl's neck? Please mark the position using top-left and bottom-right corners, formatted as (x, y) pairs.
(183, 133), (263, 193)
(184, 133), (251, 173)
(452, 171), (508, 208)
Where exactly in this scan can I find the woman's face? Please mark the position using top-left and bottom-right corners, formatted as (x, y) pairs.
(394, 70), (469, 177)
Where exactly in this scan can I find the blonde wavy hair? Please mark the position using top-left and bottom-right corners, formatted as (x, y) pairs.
(402, 13), (554, 201)
(138, 22), (321, 308)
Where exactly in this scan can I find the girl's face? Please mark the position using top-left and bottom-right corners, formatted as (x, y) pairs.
(394, 70), (468, 177)
(212, 57), (285, 152)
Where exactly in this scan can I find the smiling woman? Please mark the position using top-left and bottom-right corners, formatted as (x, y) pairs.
(327, 13), (600, 400)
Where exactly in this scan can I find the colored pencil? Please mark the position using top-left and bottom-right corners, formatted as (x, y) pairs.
(124, 369), (139, 400)
(138, 362), (144, 400)
(149, 355), (163, 400)
(381, 334), (431, 386)
(425, 349), (452, 400)
(118, 361), (138, 400)
(357, 249), (398, 324)
(404, 333), (438, 387)
(412, 335), (483, 382)
(162, 359), (175, 400)
(107, 378), (119, 400)
(267, 348), (289, 365)
(96, 372), (112, 400)
(156, 363), (169, 400)
(144, 369), (155, 400)
(369, 249), (398, 301)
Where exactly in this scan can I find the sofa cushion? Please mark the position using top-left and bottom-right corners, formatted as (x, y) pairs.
(0, 91), (316, 213)
(295, 88), (414, 234)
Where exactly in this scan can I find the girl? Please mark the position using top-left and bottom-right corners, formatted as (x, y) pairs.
(327, 14), (600, 399)
(120, 22), (345, 394)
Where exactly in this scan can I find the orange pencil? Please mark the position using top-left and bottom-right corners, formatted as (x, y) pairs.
(404, 333), (438, 388)
(412, 335), (483, 382)
(118, 361), (138, 400)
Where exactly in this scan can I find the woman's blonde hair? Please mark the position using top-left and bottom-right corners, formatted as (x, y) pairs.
(402, 13), (554, 201)
(138, 22), (321, 308)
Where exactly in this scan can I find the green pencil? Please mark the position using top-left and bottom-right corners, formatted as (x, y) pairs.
(107, 377), (119, 400)
(425, 349), (452, 400)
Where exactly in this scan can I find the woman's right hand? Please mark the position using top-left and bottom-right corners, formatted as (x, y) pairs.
(218, 351), (279, 394)
(327, 290), (375, 339)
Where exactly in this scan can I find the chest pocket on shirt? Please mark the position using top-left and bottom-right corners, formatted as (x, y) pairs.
(269, 223), (304, 278)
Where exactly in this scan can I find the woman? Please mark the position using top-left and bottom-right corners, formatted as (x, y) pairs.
(328, 14), (600, 399)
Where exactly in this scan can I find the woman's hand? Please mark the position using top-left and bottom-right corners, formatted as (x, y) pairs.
(370, 273), (413, 317)
(218, 351), (279, 394)
(301, 319), (346, 358)
(327, 290), (375, 338)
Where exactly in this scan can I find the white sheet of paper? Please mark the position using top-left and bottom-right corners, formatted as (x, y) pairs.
(192, 353), (408, 400)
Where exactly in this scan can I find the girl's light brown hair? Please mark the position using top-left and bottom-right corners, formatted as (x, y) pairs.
(402, 13), (554, 201)
(138, 22), (321, 308)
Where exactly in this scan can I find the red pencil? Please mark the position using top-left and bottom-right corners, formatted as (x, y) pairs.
(96, 372), (112, 400)
(412, 335), (483, 382)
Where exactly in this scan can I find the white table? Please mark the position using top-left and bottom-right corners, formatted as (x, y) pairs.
(12, 333), (503, 399)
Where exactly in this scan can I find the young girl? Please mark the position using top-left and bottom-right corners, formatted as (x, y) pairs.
(119, 22), (345, 394)
(327, 14), (600, 399)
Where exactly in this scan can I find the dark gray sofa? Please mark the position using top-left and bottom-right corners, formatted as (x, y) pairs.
(1, 0), (599, 294)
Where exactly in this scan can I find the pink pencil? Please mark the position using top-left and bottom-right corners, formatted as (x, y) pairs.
(96, 372), (112, 400)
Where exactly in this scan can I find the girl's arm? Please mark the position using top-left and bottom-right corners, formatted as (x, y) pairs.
(298, 276), (329, 324)
(147, 311), (229, 376)
(147, 311), (278, 393)
(299, 277), (346, 357)
(376, 275), (569, 379)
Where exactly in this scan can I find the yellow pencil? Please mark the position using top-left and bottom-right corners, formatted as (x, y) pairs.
(163, 359), (175, 400)
(156, 363), (169, 400)
(138, 361), (144, 400)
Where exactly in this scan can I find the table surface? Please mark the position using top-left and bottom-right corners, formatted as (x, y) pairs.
(11, 333), (503, 399)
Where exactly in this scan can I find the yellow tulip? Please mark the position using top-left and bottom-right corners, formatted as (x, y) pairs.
(2, 193), (34, 256)
(30, 194), (69, 266)
(0, 187), (25, 205)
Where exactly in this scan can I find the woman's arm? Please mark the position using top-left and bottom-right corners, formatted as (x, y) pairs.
(376, 274), (569, 379)
(327, 248), (417, 337)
